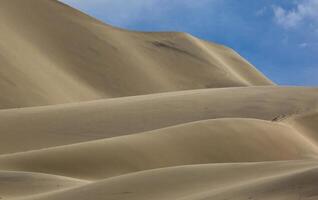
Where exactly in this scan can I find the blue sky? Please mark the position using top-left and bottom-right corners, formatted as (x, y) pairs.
(61, 0), (318, 86)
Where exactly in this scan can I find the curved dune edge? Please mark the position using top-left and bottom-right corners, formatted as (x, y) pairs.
(0, 0), (273, 109)
(0, 86), (317, 155)
(286, 111), (318, 145)
(0, 0), (317, 199)
(0, 118), (317, 180)
(0, 170), (87, 199)
(19, 160), (318, 200)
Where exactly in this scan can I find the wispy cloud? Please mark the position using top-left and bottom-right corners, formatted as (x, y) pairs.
(273, 0), (318, 29)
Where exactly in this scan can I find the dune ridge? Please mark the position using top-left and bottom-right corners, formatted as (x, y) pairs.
(0, 0), (317, 200)
(0, 118), (317, 181)
(0, 86), (317, 154)
(0, 0), (273, 109)
(0, 170), (87, 199)
(21, 161), (318, 200)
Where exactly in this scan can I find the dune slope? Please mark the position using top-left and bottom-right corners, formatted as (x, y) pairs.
(0, 0), (273, 109)
(0, 171), (86, 199)
(0, 0), (317, 200)
(0, 86), (317, 154)
(287, 111), (318, 145)
(22, 161), (318, 200)
(0, 118), (317, 180)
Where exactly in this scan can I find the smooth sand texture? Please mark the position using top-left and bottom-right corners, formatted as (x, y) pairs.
(0, 171), (86, 199)
(21, 160), (318, 200)
(287, 111), (318, 145)
(0, 86), (317, 154)
(0, 119), (317, 180)
(0, 0), (272, 109)
(0, 0), (317, 200)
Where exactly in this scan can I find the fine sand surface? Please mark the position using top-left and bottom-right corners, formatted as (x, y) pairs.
(0, 0), (317, 200)
(0, 0), (272, 109)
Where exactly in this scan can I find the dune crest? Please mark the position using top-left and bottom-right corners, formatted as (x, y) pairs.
(0, 0), (272, 109)
(0, 0), (317, 200)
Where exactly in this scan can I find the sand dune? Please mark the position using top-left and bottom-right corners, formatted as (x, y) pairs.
(287, 111), (318, 145)
(0, 86), (317, 154)
(0, 170), (86, 199)
(0, 0), (272, 109)
(0, 0), (317, 199)
(21, 160), (318, 200)
(0, 119), (316, 180)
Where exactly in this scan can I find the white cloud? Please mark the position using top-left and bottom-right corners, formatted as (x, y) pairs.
(273, 0), (318, 29)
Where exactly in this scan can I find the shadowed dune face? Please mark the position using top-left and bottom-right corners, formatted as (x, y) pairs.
(0, 0), (317, 200)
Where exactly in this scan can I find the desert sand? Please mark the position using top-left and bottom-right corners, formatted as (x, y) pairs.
(0, 0), (317, 199)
